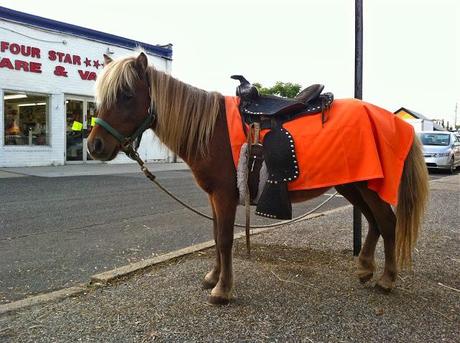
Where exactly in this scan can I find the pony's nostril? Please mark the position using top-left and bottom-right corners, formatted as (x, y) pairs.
(94, 138), (104, 154)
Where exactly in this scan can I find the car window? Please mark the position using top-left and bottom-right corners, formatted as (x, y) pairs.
(419, 133), (451, 146)
(454, 136), (460, 145)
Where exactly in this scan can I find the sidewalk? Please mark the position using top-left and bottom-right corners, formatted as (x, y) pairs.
(0, 175), (458, 342)
(0, 161), (189, 178)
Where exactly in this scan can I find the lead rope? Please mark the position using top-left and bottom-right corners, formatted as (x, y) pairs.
(244, 124), (253, 256)
(123, 144), (338, 252)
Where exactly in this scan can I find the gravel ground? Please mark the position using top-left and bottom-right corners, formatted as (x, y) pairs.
(1, 175), (458, 342)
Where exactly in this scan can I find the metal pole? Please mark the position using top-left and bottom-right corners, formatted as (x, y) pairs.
(353, 0), (363, 256)
(454, 103), (458, 130)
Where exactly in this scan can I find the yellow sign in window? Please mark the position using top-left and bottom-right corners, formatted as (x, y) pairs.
(72, 121), (83, 131)
(91, 117), (96, 127)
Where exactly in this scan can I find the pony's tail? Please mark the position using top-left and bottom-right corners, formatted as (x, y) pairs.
(396, 136), (429, 269)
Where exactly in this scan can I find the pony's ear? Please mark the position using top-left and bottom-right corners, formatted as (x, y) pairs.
(135, 52), (148, 74)
(103, 54), (113, 66)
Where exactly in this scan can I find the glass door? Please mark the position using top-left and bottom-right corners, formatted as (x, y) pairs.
(66, 99), (84, 161)
(84, 101), (98, 161)
(66, 98), (99, 162)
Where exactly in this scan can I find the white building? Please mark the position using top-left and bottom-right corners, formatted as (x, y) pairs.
(0, 6), (173, 167)
(394, 107), (444, 132)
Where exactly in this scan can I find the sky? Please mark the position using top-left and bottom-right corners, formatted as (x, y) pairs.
(1, 0), (459, 126)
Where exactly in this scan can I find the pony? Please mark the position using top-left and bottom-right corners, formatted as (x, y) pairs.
(87, 52), (429, 305)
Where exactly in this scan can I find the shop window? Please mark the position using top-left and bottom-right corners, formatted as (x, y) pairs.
(4, 91), (50, 146)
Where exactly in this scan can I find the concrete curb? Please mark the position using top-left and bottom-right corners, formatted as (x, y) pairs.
(0, 162), (189, 178)
(0, 211), (332, 315)
(0, 170), (26, 178)
(0, 285), (86, 315)
(90, 240), (216, 284)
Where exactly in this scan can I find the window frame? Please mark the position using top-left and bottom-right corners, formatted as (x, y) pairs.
(3, 89), (52, 148)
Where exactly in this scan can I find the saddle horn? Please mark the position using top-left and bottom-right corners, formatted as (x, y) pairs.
(231, 75), (259, 100)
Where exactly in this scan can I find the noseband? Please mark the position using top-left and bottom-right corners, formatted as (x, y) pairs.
(94, 91), (156, 160)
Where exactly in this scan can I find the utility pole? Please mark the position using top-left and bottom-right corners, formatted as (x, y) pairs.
(455, 102), (458, 130)
(353, 0), (363, 256)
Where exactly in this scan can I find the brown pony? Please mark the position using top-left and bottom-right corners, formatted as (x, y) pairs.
(87, 53), (429, 305)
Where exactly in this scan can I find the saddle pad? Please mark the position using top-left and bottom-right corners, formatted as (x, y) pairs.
(225, 96), (414, 205)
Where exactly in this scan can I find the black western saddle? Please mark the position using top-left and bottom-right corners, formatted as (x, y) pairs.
(232, 75), (334, 220)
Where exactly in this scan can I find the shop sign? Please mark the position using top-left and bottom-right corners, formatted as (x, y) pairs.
(0, 40), (101, 81)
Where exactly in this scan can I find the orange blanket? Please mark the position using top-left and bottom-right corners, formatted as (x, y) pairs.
(225, 96), (414, 205)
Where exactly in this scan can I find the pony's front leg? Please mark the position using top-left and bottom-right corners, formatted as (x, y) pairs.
(208, 191), (237, 305)
(203, 197), (220, 289)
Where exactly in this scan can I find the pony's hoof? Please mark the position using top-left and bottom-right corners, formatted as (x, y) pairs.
(357, 271), (374, 283)
(356, 258), (375, 284)
(208, 295), (230, 305)
(203, 271), (219, 290)
(375, 278), (395, 292)
(202, 279), (216, 290)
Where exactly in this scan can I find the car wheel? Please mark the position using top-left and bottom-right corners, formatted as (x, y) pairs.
(449, 157), (455, 174)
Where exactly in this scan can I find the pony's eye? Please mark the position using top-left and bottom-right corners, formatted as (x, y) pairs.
(121, 93), (133, 102)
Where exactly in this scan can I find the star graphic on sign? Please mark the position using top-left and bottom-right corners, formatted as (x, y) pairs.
(93, 59), (101, 69)
(84, 58), (92, 67)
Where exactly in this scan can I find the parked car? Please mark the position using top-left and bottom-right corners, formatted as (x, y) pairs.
(417, 131), (460, 173)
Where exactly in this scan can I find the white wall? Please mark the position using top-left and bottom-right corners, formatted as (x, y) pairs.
(405, 118), (434, 132)
(0, 20), (171, 167)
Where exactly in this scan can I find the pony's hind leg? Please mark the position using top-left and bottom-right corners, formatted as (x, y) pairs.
(203, 196), (220, 289)
(357, 185), (397, 291)
(336, 183), (380, 283)
(208, 191), (237, 304)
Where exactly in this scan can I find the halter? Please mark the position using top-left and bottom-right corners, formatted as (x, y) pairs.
(94, 90), (156, 160)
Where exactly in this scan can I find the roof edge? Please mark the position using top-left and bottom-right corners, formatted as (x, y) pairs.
(0, 6), (172, 60)
(395, 107), (446, 131)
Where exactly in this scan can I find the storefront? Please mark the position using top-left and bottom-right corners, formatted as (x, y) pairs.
(0, 6), (173, 167)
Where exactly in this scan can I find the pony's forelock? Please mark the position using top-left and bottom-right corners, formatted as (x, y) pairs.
(95, 56), (139, 111)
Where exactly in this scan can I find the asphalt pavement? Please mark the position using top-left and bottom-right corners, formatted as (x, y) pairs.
(0, 173), (458, 342)
(0, 163), (348, 304)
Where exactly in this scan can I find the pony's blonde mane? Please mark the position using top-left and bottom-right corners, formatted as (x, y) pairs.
(95, 55), (221, 158)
